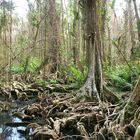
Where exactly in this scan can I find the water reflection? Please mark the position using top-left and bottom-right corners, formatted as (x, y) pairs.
(0, 113), (27, 140)
(1, 126), (26, 140)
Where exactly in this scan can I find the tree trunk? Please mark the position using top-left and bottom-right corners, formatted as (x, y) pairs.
(128, 1), (136, 60)
(133, 0), (140, 51)
(119, 77), (140, 125)
(79, 0), (102, 100)
(72, 0), (79, 67)
(79, 0), (119, 103)
(47, 0), (61, 73)
(79, 0), (101, 100)
(36, 0), (62, 74)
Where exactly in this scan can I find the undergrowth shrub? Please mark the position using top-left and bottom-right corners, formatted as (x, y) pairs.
(11, 64), (24, 74)
(35, 79), (48, 87)
(34, 65), (87, 88)
(105, 62), (140, 91)
(11, 57), (42, 74)
(59, 64), (88, 88)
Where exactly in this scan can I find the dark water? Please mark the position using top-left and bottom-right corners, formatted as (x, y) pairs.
(0, 100), (33, 140)
(0, 98), (39, 140)
(0, 112), (27, 140)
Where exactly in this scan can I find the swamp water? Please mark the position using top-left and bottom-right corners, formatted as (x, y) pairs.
(0, 113), (27, 140)
(0, 101), (35, 140)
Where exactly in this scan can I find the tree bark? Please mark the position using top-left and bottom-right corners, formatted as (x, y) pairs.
(133, 0), (140, 50)
(120, 77), (140, 125)
(36, 0), (62, 74)
(79, 0), (119, 103)
(47, 0), (61, 73)
(79, 0), (102, 100)
(128, 1), (136, 60)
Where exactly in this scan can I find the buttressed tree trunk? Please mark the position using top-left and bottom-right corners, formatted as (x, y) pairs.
(79, 0), (101, 100)
(79, 0), (118, 103)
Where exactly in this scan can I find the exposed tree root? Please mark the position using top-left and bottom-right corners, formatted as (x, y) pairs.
(79, 80), (119, 104)
(0, 79), (140, 140)
(103, 85), (119, 103)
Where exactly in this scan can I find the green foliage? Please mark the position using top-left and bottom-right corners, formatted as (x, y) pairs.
(70, 66), (85, 83)
(17, 35), (29, 48)
(137, 20), (140, 31)
(30, 11), (40, 27)
(49, 79), (57, 84)
(11, 57), (42, 74)
(35, 79), (58, 88)
(25, 57), (42, 72)
(35, 79), (48, 87)
(0, 14), (7, 30)
(11, 64), (24, 74)
(34, 64), (87, 88)
(109, 0), (116, 9)
(60, 65), (87, 88)
(105, 63), (140, 91)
